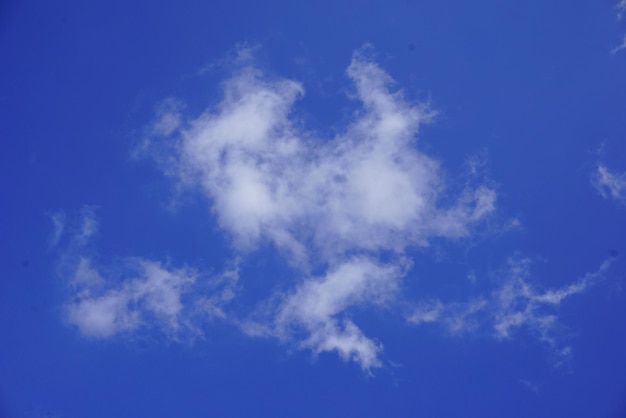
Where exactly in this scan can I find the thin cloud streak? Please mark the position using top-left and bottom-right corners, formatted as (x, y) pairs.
(592, 164), (626, 204)
(408, 256), (616, 364)
(48, 211), (66, 248)
(611, 34), (626, 54)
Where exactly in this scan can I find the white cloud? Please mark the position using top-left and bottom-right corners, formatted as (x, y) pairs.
(142, 46), (496, 370)
(408, 298), (487, 335)
(162, 47), (495, 262)
(613, 1), (626, 53)
(68, 285), (141, 338)
(271, 257), (408, 371)
(76, 206), (98, 245)
(241, 257), (406, 371)
(490, 256), (604, 341)
(196, 258), (241, 320)
(153, 101), (184, 137)
(592, 164), (626, 204)
(57, 209), (239, 341)
(72, 257), (104, 287)
(408, 300), (445, 325)
(67, 259), (198, 339)
(408, 256), (615, 363)
(198, 41), (261, 75)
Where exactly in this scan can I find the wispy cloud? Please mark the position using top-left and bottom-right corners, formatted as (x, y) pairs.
(67, 258), (198, 339)
(408, 256), (616, 365)
(139, 45), (495, 370)
(591, 164), (626, 204)
(59, 209), (235, 341)
(611, 34), (626, 55)
(76, 206), (98, 245)
(618, 0), (626, 20)
(614, 1), (626, 53)
(48, 211), (66, 248)
(520, 379), (542, 394)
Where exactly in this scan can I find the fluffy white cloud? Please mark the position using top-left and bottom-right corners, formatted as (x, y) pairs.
(143, 46), (496, 370)
(162, 47), (494, 262)
(592, 164), (626, 204)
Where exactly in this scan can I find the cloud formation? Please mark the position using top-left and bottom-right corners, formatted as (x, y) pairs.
(56, 46), (619, 372)
(592, 164), (626, 205)
(143, 46), (495, 370)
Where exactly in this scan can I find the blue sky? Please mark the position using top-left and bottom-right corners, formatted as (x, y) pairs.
(1, 0), (626, 417)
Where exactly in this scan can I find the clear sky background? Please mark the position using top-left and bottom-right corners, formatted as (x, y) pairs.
(1, 1), (626, 417)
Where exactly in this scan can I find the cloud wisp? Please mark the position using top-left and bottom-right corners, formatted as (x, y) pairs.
(48, 211), (66, 248)
(619, 0), (626, 20)
(67, 258), (198, 339)
(592, 164), (626, 205)
(58, 210), (237, 341)
(613, 1), (626, 53)
(408, 256), (616, 365)
(610, 34), (626, 55)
